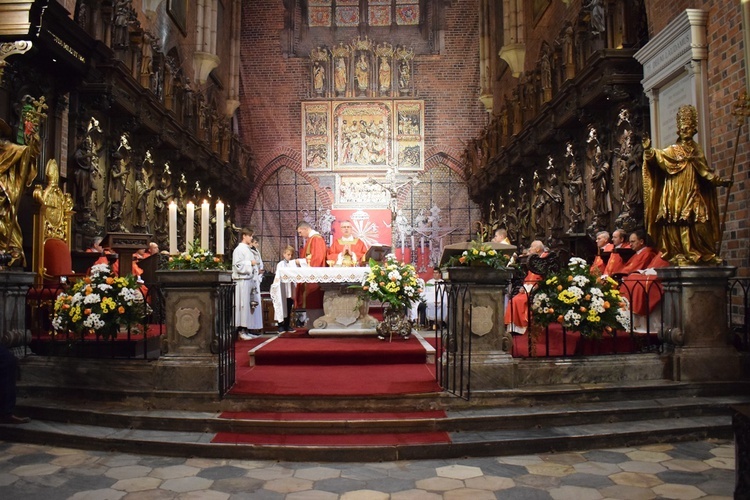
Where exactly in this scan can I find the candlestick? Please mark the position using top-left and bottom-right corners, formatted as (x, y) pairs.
(215, 200), (224, 255)
(186, 201), (195, 251)
(168, 201), (178, 255)
(201, 200), (210, 250)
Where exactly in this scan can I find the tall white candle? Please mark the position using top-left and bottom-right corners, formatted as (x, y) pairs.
(400, 234), (405, 254)
(168, 201), (178, 255)
(411, 235), (415, 249)
(215, 200), (225, 255)
(186, 201), (195, 251)
(420, 237), (425, 252)
(201, 200), (210, 250)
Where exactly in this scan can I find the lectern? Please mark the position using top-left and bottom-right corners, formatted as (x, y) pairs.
(102, 233), (151, 276)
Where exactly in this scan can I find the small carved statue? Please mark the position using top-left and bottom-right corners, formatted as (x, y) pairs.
(355, 54), (369, 92)
(334, 57), (347, 94)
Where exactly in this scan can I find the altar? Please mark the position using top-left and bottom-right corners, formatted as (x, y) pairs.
(270, 267), (379, 336)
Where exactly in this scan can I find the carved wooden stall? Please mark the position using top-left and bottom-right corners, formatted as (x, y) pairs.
(464, 0), (649, 258)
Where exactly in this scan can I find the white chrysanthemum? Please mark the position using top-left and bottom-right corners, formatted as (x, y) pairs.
(97, 284), (113, 292)
(90, 263), (111, 276)
(590, 296), (606, 314)
(83, 293), (101, 304)
(83, 312), (102, 328)
(388, 270), (402, 281)
(572, 275), (589, 287)
(590, 287), (604, 297)
(71, 293), (84, 305)
(369, 282), (380, 292)
(52, 316), (63, 329)
(616, 308), (631, 330)
(568, 286), (584, 299)
(569, 257), (588, 268)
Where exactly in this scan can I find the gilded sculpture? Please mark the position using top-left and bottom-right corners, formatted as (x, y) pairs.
(0, 97), (45, 266)
(643, 104), (731, 266)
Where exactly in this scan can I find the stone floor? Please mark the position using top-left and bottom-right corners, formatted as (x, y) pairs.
(0, 439), (735, 499)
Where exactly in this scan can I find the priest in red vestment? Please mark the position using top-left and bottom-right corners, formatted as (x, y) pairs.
(603, 228), (629, 276)
(294, 221), (327, 321)
(590, 230), (614, 275)
(504, 240), (546, 335)
(618, 229), (656, 276)
(327, 220), (367, 266)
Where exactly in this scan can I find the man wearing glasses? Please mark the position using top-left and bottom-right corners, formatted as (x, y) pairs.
(327, 220), (367, 267)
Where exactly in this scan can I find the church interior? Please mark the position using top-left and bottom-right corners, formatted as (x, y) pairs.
(1, 0), (750, 497)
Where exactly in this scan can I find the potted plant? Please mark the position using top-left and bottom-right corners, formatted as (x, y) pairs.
(52, 263), (149, 339)
(530, 256), (631, 338)
(357, 254), (425, 340)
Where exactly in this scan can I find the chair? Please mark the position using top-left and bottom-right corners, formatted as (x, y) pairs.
(31, 159), (76, 286)
(27, 160), (77, 336)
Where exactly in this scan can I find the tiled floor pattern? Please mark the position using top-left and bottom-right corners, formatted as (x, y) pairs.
(0, 439), (735, 499)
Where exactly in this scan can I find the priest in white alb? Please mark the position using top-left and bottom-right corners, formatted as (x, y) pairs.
(232, 228), (263, 340)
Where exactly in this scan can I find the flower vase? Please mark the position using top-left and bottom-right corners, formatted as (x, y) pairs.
(376, 305), (413, 341)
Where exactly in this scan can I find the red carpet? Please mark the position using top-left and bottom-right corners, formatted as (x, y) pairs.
(211, 430), (450, 446)
(230, 338), (441, 396)
(252, 336), (428, 365)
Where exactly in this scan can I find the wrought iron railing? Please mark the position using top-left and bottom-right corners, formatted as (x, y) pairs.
(728, 278), (750, 351)
(216, 282), (236, 397)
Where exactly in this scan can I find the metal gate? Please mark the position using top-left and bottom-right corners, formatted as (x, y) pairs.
(216, 283), (236, 397)
(434, 281), (473, 399)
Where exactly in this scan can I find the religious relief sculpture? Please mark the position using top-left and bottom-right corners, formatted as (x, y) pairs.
(585, 0), (606, 35)
(564, 143), (585, 233)
(310, 46), (328, 96)
(153, 162), (173, 248)
(545, 159), (565, 233)
(354, 53), (370, 93)
(72, 117), (102, 214)
(395, 46), (414, 95)
(540, 50), (553, 103)
(585, 127), (612, 231)
(108, 133), (131, 232)
(133, 151), (154, 231)
(614, 108), (644, 229)
(531, 169), (546, 236)
(112, 0), (135, 50)
(375, 43), (394, 96)
(643, 104), (731, 266)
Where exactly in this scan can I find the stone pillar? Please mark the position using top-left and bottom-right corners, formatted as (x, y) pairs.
(0, 271), (34, 350)
(155, 270), (233, 393)
(657, 266), (741, 381)
(446, 268), (517, 390)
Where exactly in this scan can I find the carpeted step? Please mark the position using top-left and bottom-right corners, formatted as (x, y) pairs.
(251, 336), (428, 366)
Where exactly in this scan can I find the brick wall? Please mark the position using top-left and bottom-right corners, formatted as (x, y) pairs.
(648, 0), (749, 271)
(237, 1), (486, 223)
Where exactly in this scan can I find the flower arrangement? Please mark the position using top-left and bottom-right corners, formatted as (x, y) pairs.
(52, 263), (149, 339)
(530, 256), (631, 338)
(358, 254), (425, 311)
(168, 244), (227, 271)
(446, 240), (512, 269)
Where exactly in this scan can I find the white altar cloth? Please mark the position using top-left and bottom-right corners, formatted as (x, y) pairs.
(270, 267), (369, 323)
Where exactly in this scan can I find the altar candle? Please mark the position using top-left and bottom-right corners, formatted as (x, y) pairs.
(215, 200), (224, 255)
(411, 235), (415, 249)
(201, 200), (210, 249)
(420, 237), (425, 252)
(186, 201), (195, 251)
(401, 234), (405, 254)
(168, 201), (178, 255)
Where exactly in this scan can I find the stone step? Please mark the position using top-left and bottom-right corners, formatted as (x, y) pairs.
(0, 411), (733, 462)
